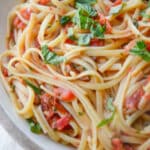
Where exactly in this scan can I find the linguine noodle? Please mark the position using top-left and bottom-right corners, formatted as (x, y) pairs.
(1, 0), (150, 149)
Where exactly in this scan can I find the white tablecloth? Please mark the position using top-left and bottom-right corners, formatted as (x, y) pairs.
(0, 125), (23, 150)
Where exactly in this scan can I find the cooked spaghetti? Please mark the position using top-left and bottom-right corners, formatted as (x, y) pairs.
(1, 0), (150, 149)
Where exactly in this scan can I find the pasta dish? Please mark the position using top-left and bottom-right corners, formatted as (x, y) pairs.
(1, 0), (150, 149)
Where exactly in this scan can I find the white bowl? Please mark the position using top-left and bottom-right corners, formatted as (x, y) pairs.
(0, 1), (71, 150)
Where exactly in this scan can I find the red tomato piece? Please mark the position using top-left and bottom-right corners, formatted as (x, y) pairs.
(125, 87), (145, 111)
(13, 16), (26, 30)
(144, 93), (150, 100)
(98, 13), (106, 25)
(61, 90), (75, 102)
(113, 0), (122, 6)
(65, 38), (76, 45)
(106, 20), (112, 34)
(20, 8), (32, 20)
(112, 138), (123, 150)
(146, 42), (150, 52)
(90, 39), (104, 46)
(124, 145), (134, 150)
(39, 0), (50, 5)
(98, 13), (112, 33)
(55, 115), (71, 131)
(34, 39), (40, 49)
(54, 88), (75, 102)
(17, 22), (26, 30)
(2, 67), (8, 77)
(13, 16), (20, 27)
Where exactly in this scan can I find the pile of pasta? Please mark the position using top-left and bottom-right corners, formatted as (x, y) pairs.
(1, 0), (150, 149)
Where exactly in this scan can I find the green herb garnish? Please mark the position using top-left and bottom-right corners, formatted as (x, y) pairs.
(27, 119), (42, 134)
(130, 41), (150, 62)
(41, 45), (65, 65)
(141, 10), (150, 19)
(91, 23), (105, 39)
(25, 80), (41, 95)
(67, 27), (76, 40)
(78, 34), (91, 46)
(97, 111), (115, 128)
(76, 0), (97, 5)
(73, 10), (94, 30)
(60, 16), (71, 26)
(76, 3), (97, 17)
(97, 98), (115, 128)
(72, 10), (105, 39)
(106, 97), (115, 112)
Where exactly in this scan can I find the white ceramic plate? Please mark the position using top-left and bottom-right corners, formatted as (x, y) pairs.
(0, 1), (71, 150)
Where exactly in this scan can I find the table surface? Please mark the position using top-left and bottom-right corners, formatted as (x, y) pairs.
(0, 106), (41, 150)
(0, 125), (24, 150)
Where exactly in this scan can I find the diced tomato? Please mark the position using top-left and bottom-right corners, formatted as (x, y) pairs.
(34, 38), (40, 49)
(61, 90), (75, 102)
(13, 16), (20, 27)
(17, 22), (26, 30)
(98, 13), (112, 33)
(2, 67), (8, 77)
(41, 93), (52, 111)
(106, 20), (112, 34)
(147, 75), (150, 82)
(144, 93), (150, 100)
(124, 145), (134, 150)
(125, 87), (145, 111)
(112, 138), (123, 150)
(13, 16), (26, 30)
(90, 39), (104, 46)
(147, 147), (150, 150)
(145, 42), (150, 52)
(124, 40), (136, 52)
(20, 8), (32, 20)
(65, 38), (76, 45)
(112, 0), (122, 6)
(39, 0), (50, 5)
(54, 115), (71, 131)
(98, 13), (106, 25)
(41, 93), (71, 130)
(54, 87), (75, 102)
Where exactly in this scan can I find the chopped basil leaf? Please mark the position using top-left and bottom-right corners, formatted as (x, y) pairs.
(73, 10), (94, 30)
(97, 111), (115, 128)
(76, 0), (97, 5)
(60, 16), (71, 26)
(78, 34), (91, 46)
(41, 45), (65, 65)
(27, 119), (42, 134)
(130, 41), (150, 62)
(25, 80), (41, 95)
(106, 97), (115, 112)
(91, 23), (105, 39)
(109, 3), (124, 15)
(140, 10), (150, 19)
(76, 3), (97, 17)
(73, 10), (105, 38)
(67, 27), (76, 40)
